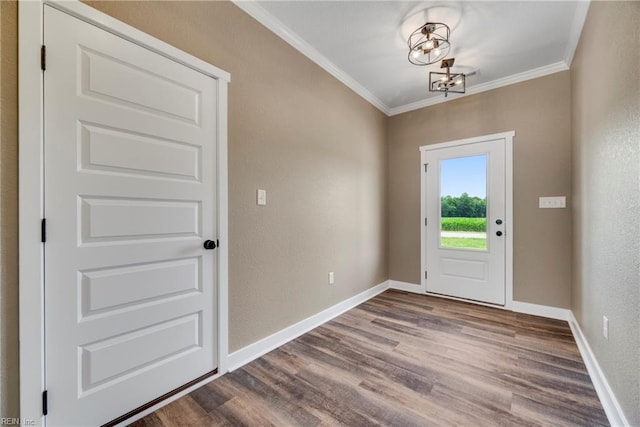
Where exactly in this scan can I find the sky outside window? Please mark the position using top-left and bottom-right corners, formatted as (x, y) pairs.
(440, 155), (487, 198)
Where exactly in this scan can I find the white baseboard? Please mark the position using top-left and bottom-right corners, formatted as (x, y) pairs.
(124, 282), (627, 427)
(569, 313), (630, 427)
(389, 281), (572, 321)
(510, 301), (571, 321)
(226, 281), (390, 371)
(389, 280), (423, 293)
(119, 281), (390, 424)
(388, 285), (626, 425)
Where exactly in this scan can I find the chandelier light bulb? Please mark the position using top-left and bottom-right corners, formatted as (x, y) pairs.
(429, 57), (466, 97)
(407, 22), (451, 66)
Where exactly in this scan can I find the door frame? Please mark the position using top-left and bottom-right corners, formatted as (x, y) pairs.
(18, 1), (230, 423)
(419, 131), (514, 307)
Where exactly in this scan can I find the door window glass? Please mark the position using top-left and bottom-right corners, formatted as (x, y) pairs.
(440, 155), (487, 250)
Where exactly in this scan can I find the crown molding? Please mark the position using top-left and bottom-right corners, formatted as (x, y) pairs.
(231, 0), (390, 115)
(564, 0), (590, 66)
(388, 61), (569, 116)
(232, 1), (584, 118)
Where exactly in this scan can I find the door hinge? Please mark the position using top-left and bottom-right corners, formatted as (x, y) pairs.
(424, 217), (427, 227)
(424, 270), (428, 280)
(216, 239), (219, 248)
(424, 163), (428, 172)
(41, 45), (46, 71)
(42, 390), (48, 416)
(41, 218), (47, 243)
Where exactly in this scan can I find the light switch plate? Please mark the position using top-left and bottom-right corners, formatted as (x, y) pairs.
(539, 196), (566, 209)
(257, 189), (267, 206)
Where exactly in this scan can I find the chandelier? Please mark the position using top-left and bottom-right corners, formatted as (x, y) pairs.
(429, 58), (466, 97)
(407, 22), (451, 66)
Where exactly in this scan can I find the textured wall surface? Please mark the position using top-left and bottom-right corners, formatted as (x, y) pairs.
(388, 73), (572, 308)
(0, 0), (19, 419)
(3, 1), (637, 422)
(571, 2), (640, 424)
(82, 1), (389, 351)
(0, 1), (388, 410)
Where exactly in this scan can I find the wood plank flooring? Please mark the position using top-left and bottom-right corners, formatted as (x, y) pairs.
(130, 290), (608, 426)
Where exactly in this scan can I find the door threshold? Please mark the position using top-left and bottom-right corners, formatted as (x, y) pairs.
(102, 369), (218, 427)
(424, 291), (506, 310)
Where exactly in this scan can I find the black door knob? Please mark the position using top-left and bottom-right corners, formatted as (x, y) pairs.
(203, 240), (217, 250)
(496, 219), (503, 225)
(496, 231), (503, 237)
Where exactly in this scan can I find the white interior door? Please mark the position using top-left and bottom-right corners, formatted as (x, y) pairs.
(44, 6), (218, 425)
(423, 137), (506, 305)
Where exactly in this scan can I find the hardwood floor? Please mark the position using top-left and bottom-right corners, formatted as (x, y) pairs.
(130, 290), (608, 426)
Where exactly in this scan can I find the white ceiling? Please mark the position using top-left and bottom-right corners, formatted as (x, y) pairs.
(233, 1), (590, 115)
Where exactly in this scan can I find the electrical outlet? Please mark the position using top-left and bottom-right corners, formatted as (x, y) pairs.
(328, 272), (335, 285)
(603, 316), (609, 340)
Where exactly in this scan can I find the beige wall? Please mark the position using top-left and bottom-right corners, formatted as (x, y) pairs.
(2, 0), (637, 422)
(82, 0), (388, 351)
(0, 0), (19, 419)
(571, 2), (640, 424)
(0, 0), (387, 414)
(388, 72), (572, 307)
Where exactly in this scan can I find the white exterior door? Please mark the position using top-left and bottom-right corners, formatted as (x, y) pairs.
(422, 135), (509, 305)
(44, 6), (218, 425)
